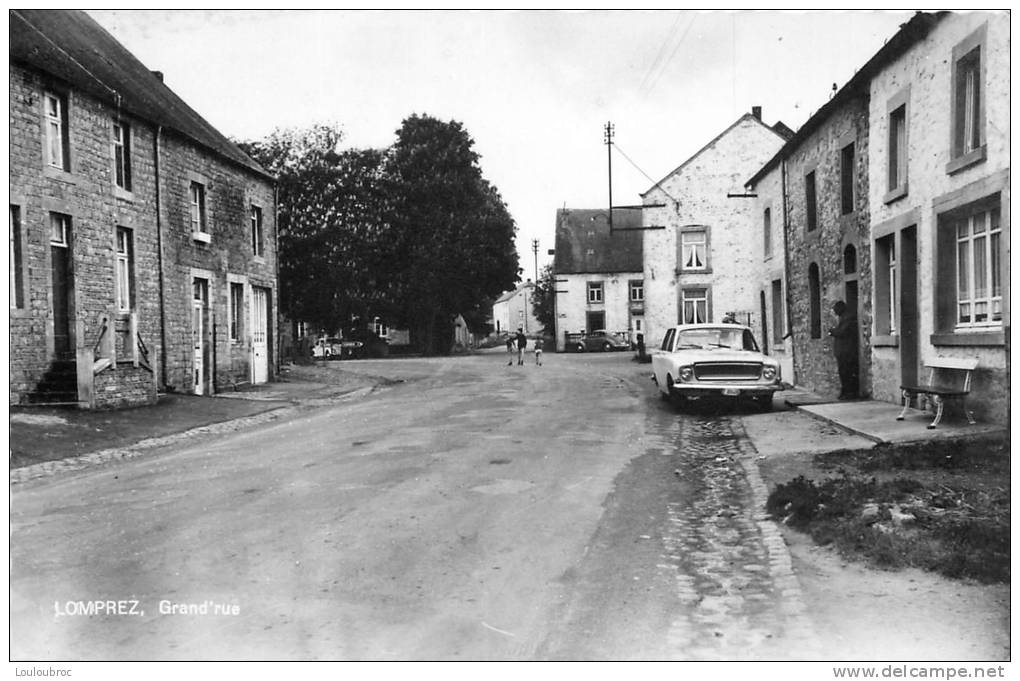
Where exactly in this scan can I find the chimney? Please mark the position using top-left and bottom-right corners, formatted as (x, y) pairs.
(751, 106), (762, 120)
(152, 70), (164, 82)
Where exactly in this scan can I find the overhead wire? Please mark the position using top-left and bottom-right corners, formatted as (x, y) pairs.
(644, 13), (698, 96)
(638, 12), (682, 94)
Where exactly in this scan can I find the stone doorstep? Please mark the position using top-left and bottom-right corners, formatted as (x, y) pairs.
(796, 400), (1008, 445)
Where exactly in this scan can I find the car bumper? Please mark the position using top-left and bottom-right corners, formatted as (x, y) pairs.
(669, 383), (783, 398)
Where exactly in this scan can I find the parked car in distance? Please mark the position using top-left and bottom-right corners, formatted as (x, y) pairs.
(651, 324), (782, 410)
(311, 337), (364, 360)
(569, 329), (631, 353)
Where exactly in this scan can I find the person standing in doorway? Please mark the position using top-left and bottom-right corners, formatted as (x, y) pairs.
(515, 328), (527, 366)
(534, 337), (544, 366)
(828, 300), (859, 399)
(506, 335), (515, 366)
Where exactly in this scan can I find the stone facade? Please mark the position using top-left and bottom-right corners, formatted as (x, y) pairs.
(783, 94), (873, 399)
(867, 12), (1009, 424)
(9, 11), (277, 408)
(641, 113), (789, 350)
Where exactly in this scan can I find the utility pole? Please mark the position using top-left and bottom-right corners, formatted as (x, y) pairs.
(531, 238), (539, 283)
(604, 121), (614, 233)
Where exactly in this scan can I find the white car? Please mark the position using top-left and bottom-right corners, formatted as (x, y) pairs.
(651, 324), (783, 410)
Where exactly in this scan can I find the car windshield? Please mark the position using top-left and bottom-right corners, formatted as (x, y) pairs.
(674, 328), (757, 351)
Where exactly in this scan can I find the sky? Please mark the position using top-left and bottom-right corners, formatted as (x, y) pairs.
(88, 9), (913, 285)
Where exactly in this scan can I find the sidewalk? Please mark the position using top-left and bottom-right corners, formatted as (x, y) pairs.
(9, 363), (382, 482)
(780, 385), (1008, 445)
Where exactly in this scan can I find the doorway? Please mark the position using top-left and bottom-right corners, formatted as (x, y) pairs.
(759, 290), (769, 355)
(586, 310), (605, 333)
(899, 227), (919, 388)
(251, 286), (269, 384)
(192, 277), (208, 395)
(49, 214), (73, 358)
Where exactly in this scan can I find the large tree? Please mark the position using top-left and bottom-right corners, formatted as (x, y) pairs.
(384, 114), (519, 353)
(237, 125), (390, 335)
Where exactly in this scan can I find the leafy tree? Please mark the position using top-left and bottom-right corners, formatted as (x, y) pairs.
(531, 264), (557, 335)
(237, 125), (390, 336)
(384, 114), (519, 353)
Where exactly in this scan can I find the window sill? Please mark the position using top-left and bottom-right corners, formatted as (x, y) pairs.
(945, 146), (987, 176)
(872, 334), (899, 347)
(113, 186), (135, 202)
(192, 231), (212, 244)
(675, 268), (713, 276)
(10, 307), (30, 319)
(43, 166), (76, 184)
(931, 329), (1004, 347)
(253, 255), (266, 264)
(883, 184), (909, 205)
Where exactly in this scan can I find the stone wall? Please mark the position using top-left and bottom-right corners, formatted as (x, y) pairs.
(9, 61), (277, 407)
(784, 94), (873, 398)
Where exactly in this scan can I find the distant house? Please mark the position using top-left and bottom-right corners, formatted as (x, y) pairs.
(9, 10), (278, 407)
(492, 281), (540, 336)
(552, 208), (643, 351)
(640, 108), (791, 351)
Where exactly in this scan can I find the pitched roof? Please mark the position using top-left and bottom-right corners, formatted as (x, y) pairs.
(494, 281), (534, 304)
(745, 11), (947, 188)
(10, 9), (272, 180)
(641, 113), (792, 198)
(553, 208), (643, 275)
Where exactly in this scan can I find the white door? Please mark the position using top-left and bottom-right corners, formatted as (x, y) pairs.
(252, 286), (269, 384)
(192, 278), (208, 395)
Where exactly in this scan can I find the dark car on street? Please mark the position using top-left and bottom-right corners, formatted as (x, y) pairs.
(569, 330), (631, 353)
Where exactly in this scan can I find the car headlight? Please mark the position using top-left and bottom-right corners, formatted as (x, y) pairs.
(762, 365), (777, 380)
(679, 366), (694, 382)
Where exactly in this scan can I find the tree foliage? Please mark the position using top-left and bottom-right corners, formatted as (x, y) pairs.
(531, 264), (557, 335)
(238, 115), (520, 354)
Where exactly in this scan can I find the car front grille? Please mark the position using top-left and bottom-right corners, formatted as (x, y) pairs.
(693, 362), (763, 380)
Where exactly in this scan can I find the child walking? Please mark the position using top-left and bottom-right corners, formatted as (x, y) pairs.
(534, 338), (543, 366)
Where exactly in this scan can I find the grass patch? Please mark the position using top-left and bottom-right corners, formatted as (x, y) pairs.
(767, 436), (1009, 584)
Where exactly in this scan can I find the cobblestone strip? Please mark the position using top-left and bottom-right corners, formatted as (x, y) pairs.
(10, 405), (297, 486)
(657, 415), (820, 660)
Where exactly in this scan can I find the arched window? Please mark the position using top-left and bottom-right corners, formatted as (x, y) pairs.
(809, 263), (822, 338)
(844, 244), (858, 275)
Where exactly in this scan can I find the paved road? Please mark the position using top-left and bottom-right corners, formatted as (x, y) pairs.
(11, 351), (813, 661)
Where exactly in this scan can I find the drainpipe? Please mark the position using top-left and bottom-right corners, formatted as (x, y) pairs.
(781, 157), (795, 386)
(154, 125), (168, 390)
(273, 182), (281, 378)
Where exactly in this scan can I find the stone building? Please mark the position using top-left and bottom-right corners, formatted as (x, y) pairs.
(9, 10), (278, 408)
(748, 79), (873, 399)
(552, 208), (643, 352)
(640, 110), (791, 351)
(866, 12), (1009, 424)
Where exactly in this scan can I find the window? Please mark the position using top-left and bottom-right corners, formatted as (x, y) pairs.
(808, 263), (821, 338)
(116, 227), (134, 311)
(953, 46), (982, 159)
(50, 212), (70, 246)
(954, 207), (1001, 328)
(771, 279), (784, 346)
(680, 229), (707, 270)
(10, 206), (24, 309)
(113, 120), (131, 190)
(875, 235), (897, 335)
(680, 288), (707, 324)
(805, 171), (818, 232)
(660, 328), (676, 352)
(250, 205), (264, 257)
(629, 280), (644, 303)
(840, 143), (855, 214)
(763, 207), (772, 256)
(190, 182), (207, 235)
(230, 282), (244, 342)
(374, 317), (389, 339)
(587, 281), (603, 303)
(888, 105), (907, 195)
(44, 92), (69, 171)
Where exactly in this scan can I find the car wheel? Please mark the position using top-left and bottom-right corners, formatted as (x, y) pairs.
(665, 375), (686, 411)
(756, 393), (774, 411)
(576, 343), (586, 352)
(602, 341), (612, 352)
